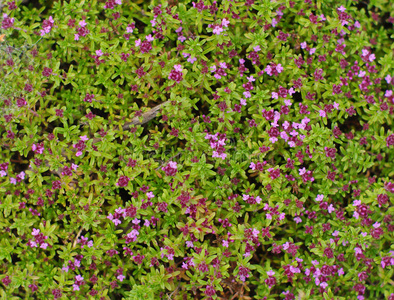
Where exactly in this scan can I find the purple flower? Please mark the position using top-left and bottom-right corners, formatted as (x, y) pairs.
(1, 14), (14, 29)
(116, 175), (130, 187)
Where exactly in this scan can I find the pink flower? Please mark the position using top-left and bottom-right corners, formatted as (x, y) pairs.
(40, 16), (54, 36)
(294, 217), (302, 223)
(169, 161), (177, 169)
(299, 168), (306, 175)
(174, 64), (182, 72)
(187, 56), (197, 63)
(243, 91), (251, 98)
(213, 26), (223, 35)
(32, 143), (44, 154)
(267, 270), (275, 276)
(265, 65), (272, 75)
(280, 132), (289, 141)
(222, 18), (230, 27)
(126, 24), (134, 33)
(320, 282), (328, 289)
(168, 66), (183, 83)
(117, 275), (125, 281)
(1, 14), (14, 29)
(373, 222), (381, 228)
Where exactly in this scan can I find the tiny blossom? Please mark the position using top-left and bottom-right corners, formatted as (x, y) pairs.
(40, 16), (54, 36)
(1, 14), (14, 29)
(32, 143), (45, 154)
(162, 161), (178, 176)
(187, 56), (197, 63)
(168, 65), (183, 83)
(213, 25), (223, 35)
(117, 274), (125, 281)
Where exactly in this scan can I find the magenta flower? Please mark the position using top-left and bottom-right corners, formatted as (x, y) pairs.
(1, 14), (14, 29)
(42, 67), (53, 77)
(40, 16), (54, 36)
(32, 142), (45, 154)
(213, 25), (223, 35)
(168, 65), (183, 83)
(116, 175), (130, 187)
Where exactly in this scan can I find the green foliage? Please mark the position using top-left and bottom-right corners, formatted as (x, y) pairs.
(1, 0), (394, 299)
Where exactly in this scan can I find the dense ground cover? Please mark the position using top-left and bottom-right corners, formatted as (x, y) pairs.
(1, 0), (394, 299)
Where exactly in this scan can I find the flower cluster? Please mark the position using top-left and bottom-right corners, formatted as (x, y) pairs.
(27, 228), (49, 249)
(162, 161), (178, 176)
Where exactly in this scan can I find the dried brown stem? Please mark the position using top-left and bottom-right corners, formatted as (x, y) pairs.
(122, 101), (169, 130)
(72, 227), (83, 248)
